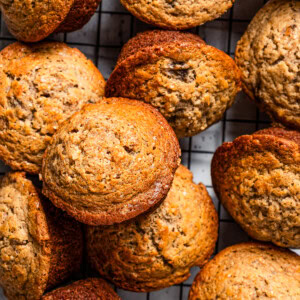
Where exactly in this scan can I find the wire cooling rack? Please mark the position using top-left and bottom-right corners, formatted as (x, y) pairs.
(0, 0), (287, 299)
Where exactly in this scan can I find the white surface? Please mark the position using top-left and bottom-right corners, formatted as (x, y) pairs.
(0, 0), (297, 299)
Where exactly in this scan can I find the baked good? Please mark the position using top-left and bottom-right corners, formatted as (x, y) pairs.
(0, 42), (105, 174)
(120, 0), (234, 30)
(0, 0), (101, 42)
(106, 30), (241, 138)
(42, 278), (120, 300)
(189, 242), (300, 299)
(0, 172), (83, 300)
(211, 127), (300, 248)
(86, 165), (218, 292)
(235, 0), (300, 130)
(42, 97), (181, 226)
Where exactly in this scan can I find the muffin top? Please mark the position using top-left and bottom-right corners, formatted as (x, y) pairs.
(42, 278), (120, 300)
(235, 0), (300, 130)
(0, 42), (105, 174)
(120, 0), (234, 30)
(212, 127), (300, 248)
(42, 97), (181, 226)
(106, 30), (241, 138)
(86, 165), (218, 292)
(0, 0), (74, 42)
(0, 172), (51, 300)
(189, 242), (300, 299)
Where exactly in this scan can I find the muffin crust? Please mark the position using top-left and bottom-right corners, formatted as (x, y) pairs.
(42, 97), (181, 225)
(106, 30), (241, 138)
(86, 165), (218, 292)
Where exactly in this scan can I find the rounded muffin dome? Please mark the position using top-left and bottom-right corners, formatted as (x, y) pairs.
(86, 165), (218, 292)
(42, 278), (120, 300)
(0, 0), (101, 42)
(0, 172), (83, 300)
(212, 127), (300, 248)
(235, 0), (300, 130)
(189, 242), (300, 299)
(120, 0), (234, 30)
(106, 30), (241, 138)
(0, 42), (105, 174)
(42, 97), (181, 226)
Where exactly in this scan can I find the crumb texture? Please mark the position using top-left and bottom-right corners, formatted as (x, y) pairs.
(120, 0), (234, 29)
(106, 30), (241, 138)
(42, 98), (180, 225)
(42, 278), (120, 300)
(0, 172), (51, 300)
(189, 242), (300, 299)
(212, 129), (300, 248)
(86, 165), (218, 292)
(235, 0), (300, 130)
(0, 0), (74, 41)
(0, 42), (105, 174)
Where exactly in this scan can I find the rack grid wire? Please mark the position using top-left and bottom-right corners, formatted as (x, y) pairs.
(0, 1), (278, 299)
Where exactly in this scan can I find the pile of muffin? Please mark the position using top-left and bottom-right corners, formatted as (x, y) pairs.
(0, 0), (299, 299)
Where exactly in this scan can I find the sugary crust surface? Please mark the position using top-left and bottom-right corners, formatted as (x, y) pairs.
(235, 0), (300, 130)
(56, 0), (102, 32)
(0, 0), (74, 42)
(212, 128), (300, 248)
(0, 172), (83, 299)
(106, 30), (241, 138)
(86, 165), (218, 292)
(120, 0), (234, 30)
(0, 42), (105, 174)
(42, 97), (181, 225)
(42, 278), (120, 300)
(189, 242), (300, 299)
(0, 172), (51, 300)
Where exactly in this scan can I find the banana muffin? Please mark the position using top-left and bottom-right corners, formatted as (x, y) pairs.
(0, 0), (101, 42)
(189, 242), (300, 299)
(86, 165), (218, 292)
(106, 30), (241, 138)
(42, 97), (181, 226)
(42, 278), (120, 300)
(120, 0), (234, 30)
(0, 42), (105, 174)
(212, 127), (300, 248)
(0, 172), (83, 300)
(235, 0), (300, 130)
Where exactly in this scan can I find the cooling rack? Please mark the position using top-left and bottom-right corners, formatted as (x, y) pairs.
(0, 1), (278, 299)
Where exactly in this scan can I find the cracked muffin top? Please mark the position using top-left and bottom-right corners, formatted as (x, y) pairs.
(189, 242), (300, 300)
(235, 0), (300, 130)
(120, 0), (234, 30)
(86, 165), (218, 292)
(0, 42), (105, 174)
(42, 97), (181, 226)
(212, 127), (300, 248)
(42, 278), (120, 300)
(106, 30), (241, 138)
(0, 172), (83, 300)
(0, 0), (101, 42)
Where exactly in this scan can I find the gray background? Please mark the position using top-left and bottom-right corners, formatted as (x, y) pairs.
(0, 0), (298, 299)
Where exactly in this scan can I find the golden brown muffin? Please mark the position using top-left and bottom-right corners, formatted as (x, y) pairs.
(235, 0), (300, 130)
(0, 172), (83, 300)
(120, 0), (234, 30)
(106, 30), (241, 138)
(0, 0), (101, 42)
(42, 278), (120, 300)
(86, 165), (218, 292)
(189, 242), (300, 300)
(0, 42), (105, 174)
(42, 97), (181, 226)
(211, 127), (300, 248)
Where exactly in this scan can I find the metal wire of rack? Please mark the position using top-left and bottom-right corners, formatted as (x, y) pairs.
(0, 1), (273, 299)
